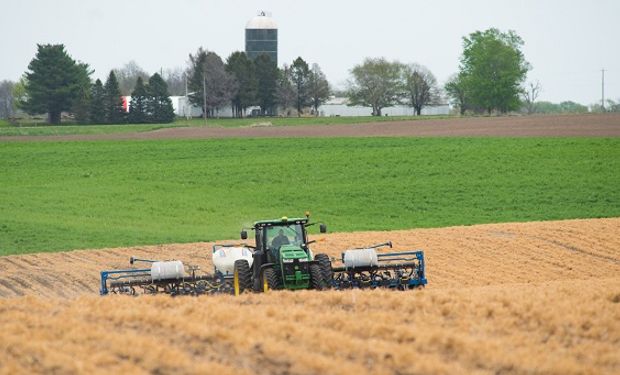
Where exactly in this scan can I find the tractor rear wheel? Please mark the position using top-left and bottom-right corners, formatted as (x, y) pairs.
(261, 267), (282, 292)
(314, 253), (333, 287)
(233, 259), (252, 296)
(309, 264), (328, 291)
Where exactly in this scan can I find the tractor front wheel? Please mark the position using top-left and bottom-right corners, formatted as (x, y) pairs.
(261, 267), (282, 293)
(309, 264), (328, 291)
(233, 260), (252, 296)
(314, 253), (333, 288)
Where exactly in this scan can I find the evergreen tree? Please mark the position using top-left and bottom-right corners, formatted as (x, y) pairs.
(291, 57), (311, 116)
(146, 73), (175, 123)
(72, 63), (94, 124)
(187, 47), (208, 116)
(89, 79), (106, 124)
(254, 54), (278, 115)
(103, 71), (125, 124)
(21, 44), (89, 124)
(128, 76), (148, 123)
(225, 51), (257, 117)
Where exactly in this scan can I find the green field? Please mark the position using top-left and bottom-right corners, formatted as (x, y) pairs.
(0, 115), (448, 136)
(1, 137), (619, 255)
(0, 123), (175, 136)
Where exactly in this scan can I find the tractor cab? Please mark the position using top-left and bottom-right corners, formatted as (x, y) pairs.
(239, 214), (327, 292)
(255, 218), (307, 258)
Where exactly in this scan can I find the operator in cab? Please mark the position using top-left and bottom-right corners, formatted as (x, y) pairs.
(271, 229), (290, 250)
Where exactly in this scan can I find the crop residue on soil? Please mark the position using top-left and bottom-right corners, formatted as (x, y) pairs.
(1, 217), (618, 298)
(0, 218), (619, 374)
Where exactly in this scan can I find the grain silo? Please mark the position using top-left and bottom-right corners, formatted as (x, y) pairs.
(245, 11), (278, 65)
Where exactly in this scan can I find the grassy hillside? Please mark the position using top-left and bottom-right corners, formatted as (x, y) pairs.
(1, 137), (619, 254)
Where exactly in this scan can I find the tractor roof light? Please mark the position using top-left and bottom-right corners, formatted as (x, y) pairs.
(281, 216), (288, 222)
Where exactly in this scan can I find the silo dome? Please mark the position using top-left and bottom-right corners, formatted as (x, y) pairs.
(246, 13), (278, 29)
(245, 11), (278, 65)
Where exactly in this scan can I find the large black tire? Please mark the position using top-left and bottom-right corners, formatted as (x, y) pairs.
(261, 267), (282, 292)
(309, 264), (328, 291)
(314, 253), (333, 287)
(233, 259), (252, 296)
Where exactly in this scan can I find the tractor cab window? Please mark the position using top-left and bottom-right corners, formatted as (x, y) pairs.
(266, 224), (305, 250)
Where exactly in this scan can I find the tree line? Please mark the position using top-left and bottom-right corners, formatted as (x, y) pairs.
(345, 28), (618, 116)
(185, 49), (330, 118)
(345, 28), (531, 116)
(2, 28), (617, 123)
(5, 44), (331, 124)
(346, 60), (441, 116)
(205, 28), (537, 117)
(11, 44), (174, 125)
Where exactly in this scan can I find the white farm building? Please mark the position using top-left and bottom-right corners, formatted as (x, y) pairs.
(122, 96), (450, 119)
(318, 97), (450, 117)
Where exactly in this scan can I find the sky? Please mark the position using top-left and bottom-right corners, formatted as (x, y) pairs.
(1, 0), (618, 105)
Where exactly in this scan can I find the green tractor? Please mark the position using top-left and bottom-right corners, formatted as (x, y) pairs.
(233, 214), (332, 295)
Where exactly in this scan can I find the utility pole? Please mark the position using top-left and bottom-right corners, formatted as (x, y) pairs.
(601, 68), (606, 112)
(184, 72), (190, 120)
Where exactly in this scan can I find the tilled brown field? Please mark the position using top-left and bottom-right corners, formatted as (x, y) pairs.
(1, 218), (619, 374)
(2, 113), (619, 142)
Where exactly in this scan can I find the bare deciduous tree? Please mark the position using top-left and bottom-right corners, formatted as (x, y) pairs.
(204, 52), (237, 116)
(276, 64), (296, 115)
(308, 63), (330, 116)
(0, 80), (16, 119)
(522, 81), (542, 114)
(188, 49), (237, 117)
(113, 61), (150, 96)
(163, 67), (186, 96)
(403, 64), (440, 115)
(347, 58), (404, 116)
